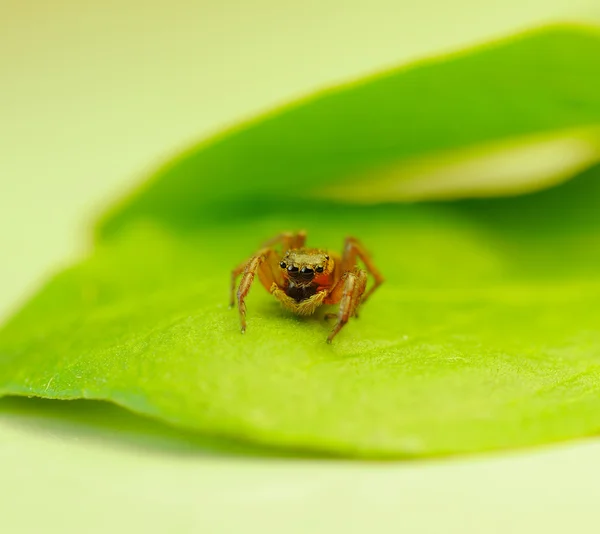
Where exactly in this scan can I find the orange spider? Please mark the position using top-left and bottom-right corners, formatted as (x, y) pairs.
(230, 231), (383, 343)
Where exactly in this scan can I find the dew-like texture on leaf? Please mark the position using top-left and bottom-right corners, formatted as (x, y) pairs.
(1, 25), (600, 458)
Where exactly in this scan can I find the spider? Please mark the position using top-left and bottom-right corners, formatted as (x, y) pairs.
(230, 231), (383, 343)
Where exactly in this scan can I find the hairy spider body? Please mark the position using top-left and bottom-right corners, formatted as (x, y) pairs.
(230, 231), (383, 343)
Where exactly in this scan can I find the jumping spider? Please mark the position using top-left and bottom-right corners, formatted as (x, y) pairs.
(230, 231), (383, 343)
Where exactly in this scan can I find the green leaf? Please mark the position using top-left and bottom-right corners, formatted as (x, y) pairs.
(98, 24), (600, 237)
(2, 25), (600, 458)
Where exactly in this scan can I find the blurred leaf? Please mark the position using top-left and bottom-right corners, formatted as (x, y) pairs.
(98, 24), (600, 237)
(2, 25), (600, 458)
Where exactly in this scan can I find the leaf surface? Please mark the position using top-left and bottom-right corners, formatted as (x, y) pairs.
(2, 25), (600, 458)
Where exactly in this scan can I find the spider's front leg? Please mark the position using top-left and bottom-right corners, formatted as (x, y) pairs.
(231, 230), (307, 307)
(341, 237), (384, 303)
(230, 231), (306, 332)
(325, 268), (368, 343)
(231, 248), (280, 333)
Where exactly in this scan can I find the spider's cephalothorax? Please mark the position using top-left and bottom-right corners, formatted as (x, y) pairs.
(279, 248), (332, 301)
(230, 231), (383, 343)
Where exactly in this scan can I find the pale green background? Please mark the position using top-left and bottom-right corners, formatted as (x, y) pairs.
(2, 1), (600, 532)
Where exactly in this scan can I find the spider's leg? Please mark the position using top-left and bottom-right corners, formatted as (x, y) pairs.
(235, 254), (263, 333)
(341, 236), (384, 304)
(233, 230), (306, 306)
(234, 248), (277, 333)
(230, 260), (248, 308)
(231, 231), (307, 332)
(231, 240), (284, 305)
(326, 269), (368, 343)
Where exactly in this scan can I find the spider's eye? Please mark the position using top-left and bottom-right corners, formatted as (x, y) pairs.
(287, 265), (299, 273)
(279, 261), (286, 269)
(315, 266), (324, 273)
